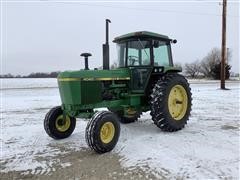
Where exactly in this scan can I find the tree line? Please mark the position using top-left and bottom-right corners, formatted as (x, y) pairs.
(0, 71), (60, 78)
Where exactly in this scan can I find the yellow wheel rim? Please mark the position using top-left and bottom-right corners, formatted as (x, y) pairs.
(55, 115), (71, 132)
(100, 122), (115, 144)
(168, 85), (188, 120)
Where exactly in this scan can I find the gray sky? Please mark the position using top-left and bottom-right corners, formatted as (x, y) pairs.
(1, 0), (239, 75)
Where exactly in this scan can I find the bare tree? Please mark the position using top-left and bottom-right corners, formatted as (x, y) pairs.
(199, 47), (231, 78)
(200, 48), (220, 77)
(184, 60), (201, 78)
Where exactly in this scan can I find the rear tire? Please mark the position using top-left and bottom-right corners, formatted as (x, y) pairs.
(150, 73), (192, 131)
(85, 111), (120, 153)
(44, 106), (76, 139)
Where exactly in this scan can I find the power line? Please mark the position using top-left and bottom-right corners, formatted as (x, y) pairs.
(3, 0), (239, 2)
(2, 1), (239, 18)
(74, 3), (239, 18)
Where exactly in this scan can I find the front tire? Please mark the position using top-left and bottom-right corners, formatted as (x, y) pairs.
(44, 106), (76, 139)
(85, 111), (120, 153)
(150, 73), (192, 131)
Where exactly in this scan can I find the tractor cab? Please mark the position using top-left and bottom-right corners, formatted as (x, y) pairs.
(114, 31), (174, 68)
(113, 31), (177, 92)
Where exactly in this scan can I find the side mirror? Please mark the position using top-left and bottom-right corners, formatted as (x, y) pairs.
(172, 39), (177, 44)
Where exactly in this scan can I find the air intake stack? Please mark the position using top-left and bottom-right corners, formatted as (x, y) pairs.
(103, 19), (111, 70)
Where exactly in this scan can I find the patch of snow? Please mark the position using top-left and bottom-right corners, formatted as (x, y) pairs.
(1, 78), (58, 90)
(61, 162), (72, 168)
(1, 82), (88, 174)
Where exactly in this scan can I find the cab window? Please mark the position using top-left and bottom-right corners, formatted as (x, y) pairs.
(117, 43), (126, 67)
(127, 40), (151, 66)
(153, 41), (171, 66)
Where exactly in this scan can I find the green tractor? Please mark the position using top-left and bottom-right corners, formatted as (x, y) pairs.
(44, 19), (192, 153)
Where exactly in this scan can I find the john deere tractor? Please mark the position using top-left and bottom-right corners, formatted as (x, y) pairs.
(44, 19), (192, 153)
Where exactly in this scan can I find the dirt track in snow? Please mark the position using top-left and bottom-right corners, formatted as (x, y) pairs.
(1, 150), (159, 180)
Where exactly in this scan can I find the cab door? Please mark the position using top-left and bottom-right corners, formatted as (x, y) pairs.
(130, 67), (153, 93)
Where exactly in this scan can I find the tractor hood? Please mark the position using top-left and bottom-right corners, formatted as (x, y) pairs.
(58, 68), (130, 81)
(57, 68), (130, 116)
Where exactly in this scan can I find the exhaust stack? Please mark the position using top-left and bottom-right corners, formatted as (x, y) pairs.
(103, 19), (111, 70)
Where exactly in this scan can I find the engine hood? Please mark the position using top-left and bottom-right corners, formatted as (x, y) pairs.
(58, 68), (130, 82)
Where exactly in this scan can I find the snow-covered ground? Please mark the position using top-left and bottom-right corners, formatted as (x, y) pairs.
(1, 78), (239, 179)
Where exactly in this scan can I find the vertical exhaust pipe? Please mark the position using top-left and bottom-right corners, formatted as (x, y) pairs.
(103, 19), (111, 70)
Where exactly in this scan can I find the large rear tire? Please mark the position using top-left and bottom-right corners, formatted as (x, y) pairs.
(85, 111), (120, 153)
(44, 106), (76, 139)
(150, 73), (192, 131)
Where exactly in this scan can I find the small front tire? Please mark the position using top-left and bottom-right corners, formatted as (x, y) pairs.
(85, 111), (120, 153)
(44, 106), (76, 139)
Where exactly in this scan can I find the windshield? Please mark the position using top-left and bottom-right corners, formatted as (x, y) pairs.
(117, 39), (151, 67)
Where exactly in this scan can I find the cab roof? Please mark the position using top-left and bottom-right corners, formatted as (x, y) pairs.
(113, 31), (171, 43)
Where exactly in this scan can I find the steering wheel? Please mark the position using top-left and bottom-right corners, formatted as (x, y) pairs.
(128, 55), (139, 65)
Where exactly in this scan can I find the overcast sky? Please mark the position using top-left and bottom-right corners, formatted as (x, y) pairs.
(1, 0), (239, 75)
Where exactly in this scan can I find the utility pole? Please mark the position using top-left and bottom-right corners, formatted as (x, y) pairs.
(221, 0), (227, 89)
